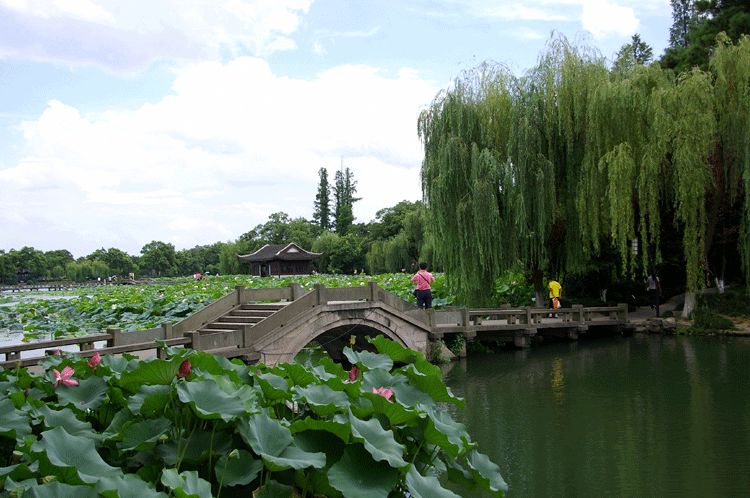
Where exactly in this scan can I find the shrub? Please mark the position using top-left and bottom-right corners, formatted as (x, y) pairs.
(0, 337), (506, 497)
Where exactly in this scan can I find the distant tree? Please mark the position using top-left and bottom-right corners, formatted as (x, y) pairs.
(44, 249), (75, 279)
(139, 241), (176, 277)
(669, 0), (697, 48)
(312, 167), (331, 230)
(613, 34), (654, 73)
(661, 0), (750, 71)
(87, 248), (135, 276)
(333, 166), (360, 235)
(312, 231), (365, 274)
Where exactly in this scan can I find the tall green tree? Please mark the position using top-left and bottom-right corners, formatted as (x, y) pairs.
(139, 241), (176, 277)
(333, 166), (360, 235)
(312, 167), (331, 230)
(669, 0), (697, 48)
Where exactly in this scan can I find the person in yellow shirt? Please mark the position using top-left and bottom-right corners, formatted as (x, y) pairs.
(548, 280), (562, 318)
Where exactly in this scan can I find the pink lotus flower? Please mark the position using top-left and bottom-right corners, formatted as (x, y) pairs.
(177, 360), (191, 379)
(53, 366), (79, 388)
(372, 387), (394, 401)
(348, 366), (360, 382)
(52, 349), (63, 356)
(88, 352), (101, 368)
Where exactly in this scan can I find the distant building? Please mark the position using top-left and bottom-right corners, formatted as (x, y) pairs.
(238, 243), (321, 276)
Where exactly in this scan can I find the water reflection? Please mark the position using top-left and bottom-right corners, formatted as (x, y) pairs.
(443, 336), (750, 498)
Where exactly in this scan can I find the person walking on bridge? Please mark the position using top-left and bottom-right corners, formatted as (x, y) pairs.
(411, 262), (436, 309)
(548, 279), (562, 318)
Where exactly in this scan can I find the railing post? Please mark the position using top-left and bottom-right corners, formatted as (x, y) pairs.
(573, 304), (584, 324)
(461, 307), (469, 328)
(163, 322), (175, 339)
(525, 307), (532, 325)
(290, 284), (304, 301)
(107, 328), (123, 347)
(618, 303), (628, 322)
(368, 281), (378, 301)
(315, 284), (326, 305)
(235, 285), (244, 305)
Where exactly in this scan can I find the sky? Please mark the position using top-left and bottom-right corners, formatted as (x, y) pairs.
(0, 0), (673, 258)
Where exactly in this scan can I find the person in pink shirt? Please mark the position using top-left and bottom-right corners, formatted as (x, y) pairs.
(411, 262), (436, 309)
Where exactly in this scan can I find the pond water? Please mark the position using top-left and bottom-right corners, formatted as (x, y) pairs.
(443, 335), (750, 498)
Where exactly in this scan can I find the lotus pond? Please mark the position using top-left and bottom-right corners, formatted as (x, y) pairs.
(0, 336), (506, 497)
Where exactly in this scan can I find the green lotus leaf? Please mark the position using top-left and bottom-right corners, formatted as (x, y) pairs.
(157, 428), (230, 466)
(262, 444), (327, 471)
(55, 376), (108, 412)
(343, 347), (394, 371)
(274, 362), (317, 387)
(0, 397), (31, 440)
(100, 355), (133, 374)
(119, 358), (182, 392)
(120, 418), (172, 451)
(160, 469), (212, 498)
(359, 392), (422, 426)
(401, 364), (464, 407)
(237, 411), (293, 457)
(18, 482), (99, 498)
(31, 427), (122, 484)
(0, 462), (37, 481)
(184, 352), (248, 383)
(290, 417), (350, 442)
(102, 409), (132, 441)
(95, 474), (168, 498)
(327, 444), (399, 498)
(127, 384), (170, 416)
(255, 372), (291, 401)
(33, 405), (99, 440)
(349, 412), (407, 468)
(466, 449), (508, 496)
(423, 409), (471, 458)
(214, 449), (262, 487)
(405, 465), (461, 498)
(176, 379), (253, 421)
(254, 479), (294, 498)
(370, 335), (419, 364)
(293, 384), (349, 416)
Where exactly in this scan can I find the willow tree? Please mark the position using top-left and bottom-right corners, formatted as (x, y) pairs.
(419, 39), (609, 305)
(420, 34), (750, 312)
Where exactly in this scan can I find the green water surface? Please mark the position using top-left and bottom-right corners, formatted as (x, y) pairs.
(443, 335), (750, 498)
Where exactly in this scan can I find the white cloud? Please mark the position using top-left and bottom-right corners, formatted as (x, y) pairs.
(0, 0), (312, 69)
(479, 4), (570, 21)
(580, 0), (639, 38)
(0, 58), (437, 256)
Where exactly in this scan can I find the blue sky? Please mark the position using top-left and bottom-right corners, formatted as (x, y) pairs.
(0, 0), (672, 257)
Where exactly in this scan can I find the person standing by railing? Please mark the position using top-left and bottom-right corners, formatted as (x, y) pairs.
(411, 262), (435, 309)
(548, 279), (562, 318)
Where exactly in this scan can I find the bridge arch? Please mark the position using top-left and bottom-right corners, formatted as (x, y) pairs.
(256, 305), (430, 366)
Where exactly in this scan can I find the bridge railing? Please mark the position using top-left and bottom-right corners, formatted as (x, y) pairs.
(0, 324), (191, 368)
(246, 287), (319, 349)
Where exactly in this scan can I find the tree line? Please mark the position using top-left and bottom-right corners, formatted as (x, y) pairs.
(0, 167), (435, 283)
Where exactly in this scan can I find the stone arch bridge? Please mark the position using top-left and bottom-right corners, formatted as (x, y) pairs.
(0, 284), (630, 369)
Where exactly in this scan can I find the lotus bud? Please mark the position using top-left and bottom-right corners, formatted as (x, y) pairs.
(177, 360), (192, 379)
(88, 351), (101, 368)
(229, 449), (240, 459)
(159, 434), (169, 442)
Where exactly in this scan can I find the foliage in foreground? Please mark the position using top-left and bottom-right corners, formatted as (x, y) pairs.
(0, 337), (506, 497)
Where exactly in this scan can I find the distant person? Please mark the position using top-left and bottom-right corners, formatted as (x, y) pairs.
(548, 279), (562, 318)
(411, 262), (436, 309)
(647, 271), (661, 317)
